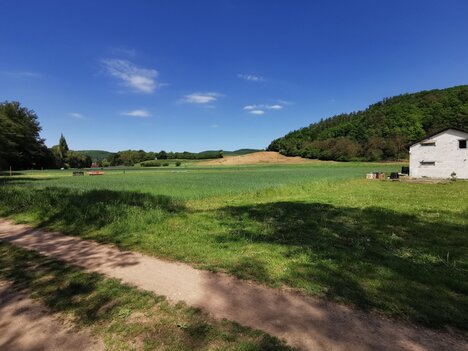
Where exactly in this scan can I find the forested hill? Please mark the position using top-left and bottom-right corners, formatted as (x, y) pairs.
(268, 85), (468, 161)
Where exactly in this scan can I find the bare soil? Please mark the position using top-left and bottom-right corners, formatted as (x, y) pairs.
(1, 219), (467, 351)
(199, 151), (319, 165)
(0, 280), (104, 351)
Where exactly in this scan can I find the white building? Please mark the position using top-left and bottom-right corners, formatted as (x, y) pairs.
(409, 128), (468, 179)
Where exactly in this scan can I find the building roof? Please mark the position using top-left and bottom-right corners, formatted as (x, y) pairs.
(409, 127), (468, 147)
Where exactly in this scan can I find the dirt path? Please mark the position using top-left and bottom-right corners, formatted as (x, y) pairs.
(0, 280), (104, 351)
(0, 219), (466, 351)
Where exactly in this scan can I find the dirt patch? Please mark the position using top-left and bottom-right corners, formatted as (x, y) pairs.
(199, 151), (319, 165)
(0, 281), (104, 351)
(1, 219), (467, 351)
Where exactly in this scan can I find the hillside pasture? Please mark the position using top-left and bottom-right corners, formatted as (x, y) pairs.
(0, 162), (467, 333)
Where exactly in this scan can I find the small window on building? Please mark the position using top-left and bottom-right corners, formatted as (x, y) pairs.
(459, 140), (467, 149)
(421, 142), (436, 146)
(420, 161), (435, 166)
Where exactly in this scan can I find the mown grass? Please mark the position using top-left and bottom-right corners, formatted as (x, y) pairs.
(0, 242), (292, 350)
(1, 163), (467, 333)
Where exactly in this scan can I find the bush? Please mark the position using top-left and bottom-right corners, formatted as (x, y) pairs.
(141, 161), (161, 167)
(175, 162), (181, 167)
(162, 162), (169, 167)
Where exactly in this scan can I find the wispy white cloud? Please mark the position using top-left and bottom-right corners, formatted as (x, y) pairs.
(101, 59), (159, 93)
(122, 109), (151, 118)
(250, 110), (265, 115)
(243, 103), (284, 112)
(210, 124), (219, 128)
(266, 104), (283, 110)
(237, 73), (266, 82)
(243, 105), (256, 110)
(68, 112), (84, 119)
(181, 92), (222, 104)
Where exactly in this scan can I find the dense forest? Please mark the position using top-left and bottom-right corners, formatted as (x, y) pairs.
(268, 85), (468, 161)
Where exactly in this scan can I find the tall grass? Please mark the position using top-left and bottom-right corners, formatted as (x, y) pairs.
(1, 163), (467, 332)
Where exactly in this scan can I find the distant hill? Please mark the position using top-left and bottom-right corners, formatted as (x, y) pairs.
(268, 85), (468, 161)
(75, 150), (112, 162)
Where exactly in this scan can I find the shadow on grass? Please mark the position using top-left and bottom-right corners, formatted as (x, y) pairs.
(0, 176), (59, 184)
(217, 202), (468, 331)
(0, 171), (24, 176)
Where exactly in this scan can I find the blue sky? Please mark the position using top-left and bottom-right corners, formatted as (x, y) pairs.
(1, 0), (467, 152)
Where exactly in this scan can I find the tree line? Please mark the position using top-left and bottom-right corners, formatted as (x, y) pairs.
(0, 101), (222, 170)
(105, 149), (223, 167)
(268, 85), (468, 161)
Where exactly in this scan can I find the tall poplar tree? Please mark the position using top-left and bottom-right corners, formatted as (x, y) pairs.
(58, 133), (69, 161)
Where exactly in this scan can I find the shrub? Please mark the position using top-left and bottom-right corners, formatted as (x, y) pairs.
(175, 162), (181, 167)
(141, 161), (161, 167)
(162, 162), (169, 167)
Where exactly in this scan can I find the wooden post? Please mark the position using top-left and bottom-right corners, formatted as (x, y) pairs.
(9, 166), (12, 176)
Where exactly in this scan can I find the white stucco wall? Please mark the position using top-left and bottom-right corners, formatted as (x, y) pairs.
(409, 129), (468, 179)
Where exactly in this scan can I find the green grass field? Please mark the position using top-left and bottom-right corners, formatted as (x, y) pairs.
(1, 162), (467, 333)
